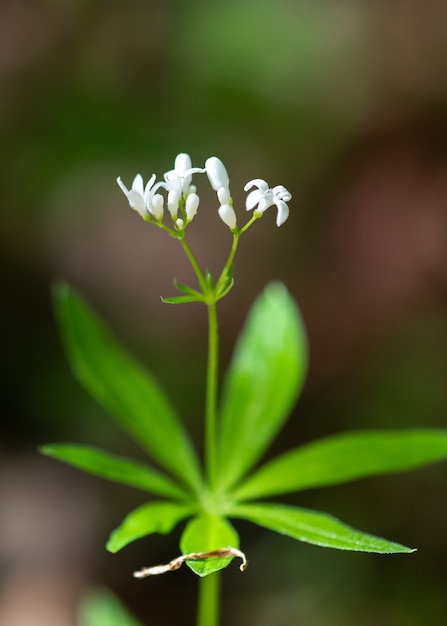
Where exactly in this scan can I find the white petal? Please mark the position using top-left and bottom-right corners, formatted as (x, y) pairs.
(132, 174), (144, 195)
(205, 157), (230, 191)
(185, 193), (200, 220)
(273, 185), (292, 202)
(218, 204), (237, 229)
(245, 189), (264, 211)
(244, 178), (268, 193)
(185, 168), (205, 176)
(257, 195), (274, 213)
(143, 174), (157, 198)
(117, 176), (129, 195)
(274, 199), (289, 226)
(128, 189), (146, 214)
(163, 170), (181, 192)
(175, 153), (192, 174)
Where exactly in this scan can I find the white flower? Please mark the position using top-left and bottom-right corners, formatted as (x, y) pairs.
(218, 204), (237, 230)
(217, 186), (231, 205)
(167, 190), (180, 219)
(149, 193), (164, 220)
(185, 193), (200, 221)
(244, 178), (291, 226)
(205, 156), (235, 229)
(163, 153), (204, 196)
(117, 173), (156, 218)
(205, 156), (232, 206)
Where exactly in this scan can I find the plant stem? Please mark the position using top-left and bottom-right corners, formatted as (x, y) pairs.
(206, 299), (219, 490)
(197, 572), (221, 626)
(216, 232), (239, 293)
(180, 237), (207, 292)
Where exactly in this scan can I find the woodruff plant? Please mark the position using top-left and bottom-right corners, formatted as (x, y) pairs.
(43, 153), (447, 626)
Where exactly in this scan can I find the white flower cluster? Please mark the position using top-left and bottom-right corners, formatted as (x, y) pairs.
(117, 153), (291, 230)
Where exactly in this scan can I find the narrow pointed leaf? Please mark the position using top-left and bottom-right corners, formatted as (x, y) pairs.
(161, 295), (203, 304)
(41, 444), (187, 500)
(234, 429), (447, 501)
(180, 515), (239, 576)
(231, 503), (414, 553)
(219, 283), (307, 490)
(53, 283), (202, 492)
(217, 278), (234, 300)
(173, 279), (202, 297)
(107, 501), (193, 553)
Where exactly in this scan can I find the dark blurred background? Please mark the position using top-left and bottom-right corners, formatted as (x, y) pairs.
(2, 0), (447, 624)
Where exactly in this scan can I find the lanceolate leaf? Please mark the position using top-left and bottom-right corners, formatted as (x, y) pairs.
(234, 429), (447, 501)
(107, 501), (194, 553)
(53, 283), (203, 493)
(173, 279), (202, 297)
(161, 295), (203, 304)
(41, 444), (188, 500)
(231, 503), (414, 553)
(219, 283), (307, 491)
(180, 515), (240, 577)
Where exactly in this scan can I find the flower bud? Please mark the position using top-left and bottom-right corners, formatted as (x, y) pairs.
(205, 157), (230, 191)
(168, 190), (180, 219)
(217, 186), (231, 205)
(185, 193), (200, 221)
(218, 204), (237, 230)
(150, 193), (164, 220)
(175, 153), (192, 174)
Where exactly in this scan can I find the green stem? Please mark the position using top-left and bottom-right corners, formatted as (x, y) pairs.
(216, 232), (239, 293)
(215, 215), (259, 294)
(206, 299), (219, 490)
(180, 237), (207, 292)
(197, 572), (221, 626)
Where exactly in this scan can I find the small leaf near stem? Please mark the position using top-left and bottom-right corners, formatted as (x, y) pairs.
(180, 515), (240, 577)
(133, 547), (247, 577)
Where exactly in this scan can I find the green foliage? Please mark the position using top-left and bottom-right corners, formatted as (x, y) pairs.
(180, 516), (239, 576)
(233, 429), (447, 501)
(52, 282), (203, 494)
(40, 444), (188, 499)
(43, 282), (447, 578)
(218, 283), (307, 490)
(107, 501), (194, 553)
(230, 503), (414, 553)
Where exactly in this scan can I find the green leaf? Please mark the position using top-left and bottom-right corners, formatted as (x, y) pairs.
(234, 429), (447, 501)
(231, 503), (414, 553)
(107, 501), (193, 553)
(41, 444), (188, 500)
(53, 283), (203, 493)
(219, 282), (307, 490)
(161, 295), (203, 304)
(79, 588), (143, 626)
(180, 515), (240, 576)
(216, 278), (234, 300)
(173, 279), (202, 297)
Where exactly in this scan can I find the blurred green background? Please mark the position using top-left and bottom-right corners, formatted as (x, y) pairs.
(2, 0), (447, 624)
